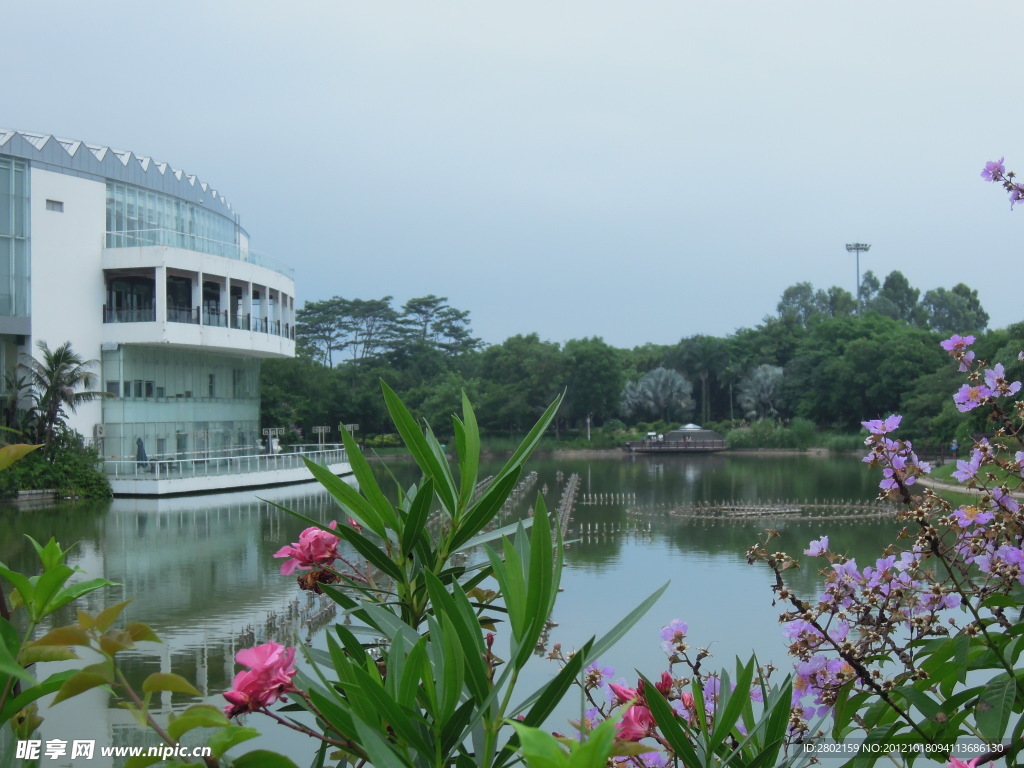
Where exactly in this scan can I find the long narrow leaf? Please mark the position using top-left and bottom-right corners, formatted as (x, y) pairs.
(382, 380), (458, 514)
(338, 423), (401, 532)
(300, 458), (388, 538)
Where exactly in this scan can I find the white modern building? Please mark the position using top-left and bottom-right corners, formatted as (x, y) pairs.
(0, 129), (343, 494)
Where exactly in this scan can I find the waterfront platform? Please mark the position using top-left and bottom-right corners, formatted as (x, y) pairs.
(105, 445), (351, 497)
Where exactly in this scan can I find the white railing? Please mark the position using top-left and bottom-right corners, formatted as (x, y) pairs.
(104, 445), (348, 481)
(104, 228), (294, 280)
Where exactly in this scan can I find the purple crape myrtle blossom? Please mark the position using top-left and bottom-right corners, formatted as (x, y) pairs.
(940, 334), (976, 372)
(991, 487), (1020, 514)
(861, 414), (901, 435)
(1016, 450), (1024, 477)
(951, 451), (982, 483)
(981, 158), (1005, 182)
(953, 383), (993, 412)
(981, 156), (1024, 208)
(951, 505), (995, 528)
(659, 619), (689, 656)
(983, 363), (1022, 398)
(804, 536), (828, 556)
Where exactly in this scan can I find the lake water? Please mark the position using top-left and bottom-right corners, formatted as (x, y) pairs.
(3, 451), (906, 764)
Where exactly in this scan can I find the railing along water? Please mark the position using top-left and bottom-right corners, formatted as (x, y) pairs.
(103, 445), (348, 480)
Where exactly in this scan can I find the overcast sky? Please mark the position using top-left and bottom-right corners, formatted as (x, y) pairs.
(5, 1), (1022, 348)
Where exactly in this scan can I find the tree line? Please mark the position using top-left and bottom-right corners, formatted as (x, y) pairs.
(260, 272), (1020, 446)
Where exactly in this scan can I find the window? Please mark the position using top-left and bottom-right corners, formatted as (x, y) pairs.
(45, 199), (64, 213)
(106, 381), (120, 397)
(208, 374), (216, 398)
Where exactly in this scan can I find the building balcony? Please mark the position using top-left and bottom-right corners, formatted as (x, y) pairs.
(105, 229), (293, 280)
(101, 305), (295, 358)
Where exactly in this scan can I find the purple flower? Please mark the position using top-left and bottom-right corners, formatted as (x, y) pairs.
(804, 536), (829, 556)
(951, 452), (981, 483)
(991, 487), (1020, 514)
(940, 334), (976, 352)
(951, 505), (994, 528)
(953, 383), (992, 412)
(659, 619), (689, 655)
(861, 414), (901, 435)
(1011, 188), (1023, 210)
(981, 158), (1005, 182)
(983, 364), (1022, 397)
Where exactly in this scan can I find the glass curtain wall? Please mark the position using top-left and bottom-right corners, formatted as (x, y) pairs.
(100, 346), (260, 460)
(105, 182), (237, 257)
(0, 158), (30, 317)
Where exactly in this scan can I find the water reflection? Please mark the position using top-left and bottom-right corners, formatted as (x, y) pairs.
(5, 453), (906, 764)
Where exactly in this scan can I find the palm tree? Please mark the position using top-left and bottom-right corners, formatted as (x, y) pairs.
(679, 335), (726, 425)
(737, 365), (784, 421)
(22, 341), (103, 446)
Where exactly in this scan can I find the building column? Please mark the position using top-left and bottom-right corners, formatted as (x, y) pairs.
(155, 265), (167, 323)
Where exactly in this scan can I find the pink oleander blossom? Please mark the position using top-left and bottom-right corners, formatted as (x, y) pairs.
(948, 759), (980, 768)
(617, 704), (654, 741)
(223, 641), (298, 717)
(274, 521), (340, 575)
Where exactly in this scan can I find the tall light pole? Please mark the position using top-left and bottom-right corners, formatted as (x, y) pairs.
(845, 242), (871, 313)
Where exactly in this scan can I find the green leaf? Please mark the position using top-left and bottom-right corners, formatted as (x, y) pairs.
(231, 750), (302, 768)
(52, 670), (111, 704)
(29, 625), (91, 647)
(0, 669), (75, 725)
(142, 672), (201, 696)
(510, 722), (570, 768)
(18, 645), (79, 664)
(644, 676), (704, 766)
(46, 577), (117, 614)
(337, 421), (401, 533)
(297, 459), (389, 538)
(454, 393), (480, 508)
(974, 672), (1015, 741)
(399, 476), (434, 558)
(126, 622), (161, 643)
(382, 379), (458, 515)
(167, 705), (231, 740)
(95, 600), (131, 631)
(207, 725), (261, 758)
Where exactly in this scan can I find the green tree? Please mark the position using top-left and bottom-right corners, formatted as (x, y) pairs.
(736, 364), (784, 421)
(22, 341), (103, 447)
(677, 335), (726, 424)
(871, 270), (921, 324)
(562, 337), (623, 426)
(620, 367), (694, 422)
(921, 283), (989, 334)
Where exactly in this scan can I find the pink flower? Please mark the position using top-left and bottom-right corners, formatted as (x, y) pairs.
(948, 758), (980, 768)
(223, 642), (297, 717)
(608, 683), (638, 705)
(274, 521), (340, 575)
(617, 704), (654, 741)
